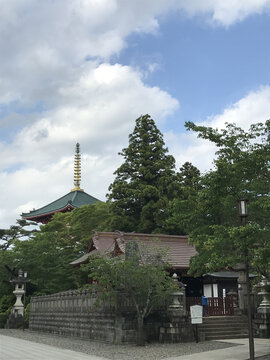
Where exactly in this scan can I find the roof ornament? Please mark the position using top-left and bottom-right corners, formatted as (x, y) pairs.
(71, 143), (84, 192)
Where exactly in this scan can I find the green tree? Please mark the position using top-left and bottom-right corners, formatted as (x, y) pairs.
(0, 219), (37, 251)
(182, 121), (270, 277)
(108, 114), (177, 233)
(0, 219), (37, 306)
(0, 202), (112, 296)
(87, 242), (177, 346)
(165, 162), (201, 235)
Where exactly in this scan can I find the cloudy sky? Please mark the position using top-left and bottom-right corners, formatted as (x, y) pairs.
(1, 0), (270, 228)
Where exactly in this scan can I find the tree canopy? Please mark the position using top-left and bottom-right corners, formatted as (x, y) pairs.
(181, 121), (270, 278)
(165, 161), (201, 235)
(0, 202), (113, 306)
(107, 114), (178, 233)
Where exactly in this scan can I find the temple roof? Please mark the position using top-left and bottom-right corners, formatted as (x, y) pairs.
(21, 190), (100, 221)
(203, 271), (256, 279)
(70, 231), (196, 269)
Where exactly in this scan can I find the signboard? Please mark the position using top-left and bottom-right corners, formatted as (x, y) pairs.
(190, 305), (203, 324)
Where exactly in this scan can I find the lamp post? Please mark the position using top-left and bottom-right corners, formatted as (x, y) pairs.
(237, 199), (254, 360)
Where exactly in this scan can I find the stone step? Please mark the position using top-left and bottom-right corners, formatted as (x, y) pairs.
(197, 316), (249, 341)
(200, 320), (248, 326)
(199, 325), (247, 332)
(202, 316), (247, 321)
(205, 333), (249, 340)
(199, 328), (248, 335)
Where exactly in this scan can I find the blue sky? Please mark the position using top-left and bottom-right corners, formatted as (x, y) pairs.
(118, 12), (270, 130)
(1, 1), (270, 228)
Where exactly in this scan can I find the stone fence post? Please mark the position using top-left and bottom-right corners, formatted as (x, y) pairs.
(254, 277), (270, 338)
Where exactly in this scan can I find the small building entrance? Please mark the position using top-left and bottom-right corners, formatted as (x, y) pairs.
(186, 295), (234, 316)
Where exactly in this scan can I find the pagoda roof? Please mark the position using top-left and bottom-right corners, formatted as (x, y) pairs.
(21, 190), (100, 221)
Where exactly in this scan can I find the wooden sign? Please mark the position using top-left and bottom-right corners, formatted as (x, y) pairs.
(190, 305), (203, 324)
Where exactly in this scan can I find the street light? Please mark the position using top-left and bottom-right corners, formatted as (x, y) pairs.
(237, 199), (254, 360)
(237, 199), (248, 223)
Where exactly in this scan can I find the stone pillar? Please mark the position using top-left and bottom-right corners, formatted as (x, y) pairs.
(256, 277), (270, 338)
(228, 290), (239, 312)
(235, 263), (247, 312)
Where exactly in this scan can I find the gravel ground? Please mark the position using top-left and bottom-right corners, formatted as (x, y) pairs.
(0, 329), (238, 360)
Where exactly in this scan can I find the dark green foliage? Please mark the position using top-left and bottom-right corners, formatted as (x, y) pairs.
(0, 202), (112, 300)
(183, 121), (270, 277)
(108, 114), (177, 233)
(0, 294), (15, 313)
(0, 219), (37, 251)
(24, 303), (31, 327)
(165, 162), (201, 235)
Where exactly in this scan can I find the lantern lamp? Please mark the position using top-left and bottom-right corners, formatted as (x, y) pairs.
(237, 199), (248, 218)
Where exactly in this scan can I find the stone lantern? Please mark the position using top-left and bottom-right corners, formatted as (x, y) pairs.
(5, 269), (29, 329)
(255, 277), (270, 338)
(257, 277), (270, 312)
(169, 273), (186, 315)
(10, 269), (29, 317)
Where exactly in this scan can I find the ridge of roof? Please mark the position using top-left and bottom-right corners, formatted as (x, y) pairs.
(21, 190), (100, 218)
(94, 231), (189, 239)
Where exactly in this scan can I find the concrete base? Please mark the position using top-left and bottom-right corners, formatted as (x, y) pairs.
(5, 314), (24, 329)
(254, 311), (270, 338)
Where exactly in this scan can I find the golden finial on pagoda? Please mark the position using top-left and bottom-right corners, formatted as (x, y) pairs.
(71, 143), (84, 192)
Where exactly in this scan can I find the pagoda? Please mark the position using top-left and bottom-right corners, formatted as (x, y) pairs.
(21, 143), (100, 224)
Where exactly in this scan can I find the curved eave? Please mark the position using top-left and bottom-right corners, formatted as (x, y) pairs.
(21, 203), (77, 221)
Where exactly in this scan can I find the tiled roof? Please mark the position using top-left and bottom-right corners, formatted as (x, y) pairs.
(73, 231), (196, 269)
(204, 271), (257, 279)
(70, 250), (98, 266)
(21, 190), (100, 220)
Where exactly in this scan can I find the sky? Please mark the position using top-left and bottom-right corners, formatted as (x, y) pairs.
(1, 0), (270, 228)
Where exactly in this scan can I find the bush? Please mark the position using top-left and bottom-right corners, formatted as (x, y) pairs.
(24, 303), (31, 327)
(0, 294), (15, 313)
(0, 308), (11, 328)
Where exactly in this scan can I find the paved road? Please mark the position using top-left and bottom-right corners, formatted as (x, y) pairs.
(0, 334), (269, 360)
(166, 339), (270, 360)
(0, 334), (109, 360)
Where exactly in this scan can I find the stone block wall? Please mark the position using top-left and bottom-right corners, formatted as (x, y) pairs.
(159, 314), (194, 343)
(29, 290), (194, 344)
(29, 290), (137, 343)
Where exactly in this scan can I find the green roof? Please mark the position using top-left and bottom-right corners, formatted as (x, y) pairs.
(21, 190), (100, 220)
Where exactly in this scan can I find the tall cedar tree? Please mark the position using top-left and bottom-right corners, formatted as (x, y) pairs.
(107, 114), (177, 233)
(165, 162), (201, 235)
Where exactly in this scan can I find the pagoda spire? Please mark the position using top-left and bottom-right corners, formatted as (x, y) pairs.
(71, 143), (84, 192)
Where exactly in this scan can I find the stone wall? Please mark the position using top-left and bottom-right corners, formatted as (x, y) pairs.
(29, 290), (137, 344)
(29, 290), (194, 344)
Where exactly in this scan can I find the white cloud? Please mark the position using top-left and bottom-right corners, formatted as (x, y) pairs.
(166, 86), (270, 174)
(0, 63), (178, 228)
(1, 0), (270, 229)
(0, 63), (178, 169)
(205, 86), (270, 129)
(0, 0), (269, 107)
(175, 0), (270, 27)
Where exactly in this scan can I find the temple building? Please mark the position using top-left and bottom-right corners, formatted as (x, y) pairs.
(21, 143), (100, 224)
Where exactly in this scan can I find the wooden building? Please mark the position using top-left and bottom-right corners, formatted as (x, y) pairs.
(71, 231), (243, 300)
